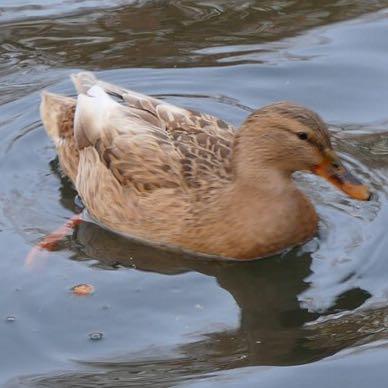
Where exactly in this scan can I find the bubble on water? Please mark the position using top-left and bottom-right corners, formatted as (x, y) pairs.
(127, 257), (136, 269)
(89, 332), (103, 341)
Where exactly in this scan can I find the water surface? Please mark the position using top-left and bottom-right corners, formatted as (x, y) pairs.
(1, 1), (388, 386)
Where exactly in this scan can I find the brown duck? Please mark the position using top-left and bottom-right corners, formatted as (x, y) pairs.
(40, 72), (370, 260)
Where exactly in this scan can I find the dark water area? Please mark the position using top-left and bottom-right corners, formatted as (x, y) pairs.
(1, 1), (388, 386)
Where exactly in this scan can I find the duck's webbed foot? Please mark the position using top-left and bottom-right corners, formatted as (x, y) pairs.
(26, 214), (83, 267)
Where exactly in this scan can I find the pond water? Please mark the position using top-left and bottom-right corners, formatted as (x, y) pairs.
(1, 1), (388, 386)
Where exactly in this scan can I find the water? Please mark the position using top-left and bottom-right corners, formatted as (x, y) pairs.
(1, 1), (388, 386)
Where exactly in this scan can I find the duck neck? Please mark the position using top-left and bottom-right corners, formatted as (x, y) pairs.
(231, 129), (292, 194)
(229, 129), (318, 251)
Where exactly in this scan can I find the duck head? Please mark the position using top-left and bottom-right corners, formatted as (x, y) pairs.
(235, 102), (371, 201)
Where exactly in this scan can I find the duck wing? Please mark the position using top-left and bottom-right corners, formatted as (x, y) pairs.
(72, 72), (236, 193)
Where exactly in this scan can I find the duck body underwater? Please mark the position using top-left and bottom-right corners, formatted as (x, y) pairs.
(40, 72), (370, 260)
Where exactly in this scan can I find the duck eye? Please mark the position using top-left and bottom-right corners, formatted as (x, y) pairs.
(297, 132), (308, 140)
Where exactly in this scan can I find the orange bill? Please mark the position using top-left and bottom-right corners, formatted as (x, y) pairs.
(312, 158), (371, 201)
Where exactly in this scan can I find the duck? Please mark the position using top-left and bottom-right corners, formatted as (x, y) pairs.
(40, 72), (370, 260)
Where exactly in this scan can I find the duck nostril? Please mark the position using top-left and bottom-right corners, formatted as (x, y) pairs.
(367, 191), (374, 201)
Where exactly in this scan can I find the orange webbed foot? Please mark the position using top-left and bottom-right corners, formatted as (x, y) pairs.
(26, 214), (83, 268)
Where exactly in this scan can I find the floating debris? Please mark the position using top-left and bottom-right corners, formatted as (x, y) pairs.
(71, 284), (95, 296)
(89, 332), (103, 341)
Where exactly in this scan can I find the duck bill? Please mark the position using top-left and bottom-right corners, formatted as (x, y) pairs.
(312, 156), (370, 201)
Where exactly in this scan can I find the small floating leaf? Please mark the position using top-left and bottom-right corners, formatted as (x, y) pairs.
(71, 283), (95, 296)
